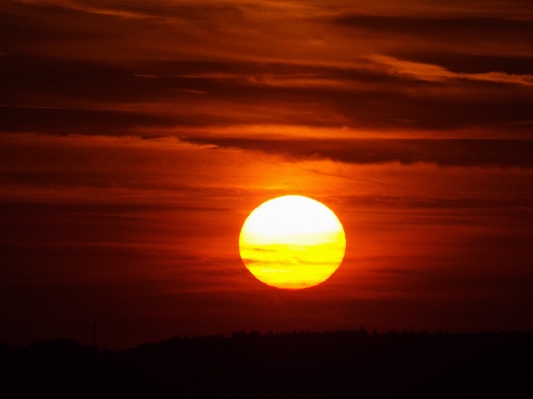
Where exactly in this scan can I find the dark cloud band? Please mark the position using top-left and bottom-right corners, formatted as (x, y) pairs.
(184, 137), (533, 168)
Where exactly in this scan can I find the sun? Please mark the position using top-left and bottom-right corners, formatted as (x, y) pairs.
(239, 195), (346, 289)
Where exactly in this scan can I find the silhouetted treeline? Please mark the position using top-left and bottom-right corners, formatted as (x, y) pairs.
(1, 329), (532, 398)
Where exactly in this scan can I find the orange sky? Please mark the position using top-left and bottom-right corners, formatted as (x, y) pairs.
(1, 0), (533, 349)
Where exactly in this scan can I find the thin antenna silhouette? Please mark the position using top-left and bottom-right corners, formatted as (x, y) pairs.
(93, 322), (96, 349)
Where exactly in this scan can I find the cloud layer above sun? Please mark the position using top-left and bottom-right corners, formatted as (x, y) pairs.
(2, 0), (533, 140)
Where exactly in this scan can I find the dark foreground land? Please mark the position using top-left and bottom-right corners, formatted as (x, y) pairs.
(1, 329), (532, 398)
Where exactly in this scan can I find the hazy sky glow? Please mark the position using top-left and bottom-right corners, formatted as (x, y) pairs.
(1, 0), (533, 349)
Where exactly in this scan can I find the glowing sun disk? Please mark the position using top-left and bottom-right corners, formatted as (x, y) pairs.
(239, 195), (346, 289)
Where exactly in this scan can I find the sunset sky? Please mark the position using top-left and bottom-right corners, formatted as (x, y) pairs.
(1, 0), (533, 349)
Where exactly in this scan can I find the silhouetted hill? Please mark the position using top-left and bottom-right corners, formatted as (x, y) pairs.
(1, 330), (532, 398)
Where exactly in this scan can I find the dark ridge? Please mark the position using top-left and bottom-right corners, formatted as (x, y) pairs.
(1, 330), (532, 398)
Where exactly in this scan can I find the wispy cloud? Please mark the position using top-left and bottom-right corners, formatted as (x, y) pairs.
(371, 55), (533, 86)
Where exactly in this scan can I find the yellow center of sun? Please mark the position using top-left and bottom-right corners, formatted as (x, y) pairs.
(239, 195), (346, 289)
